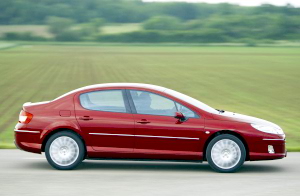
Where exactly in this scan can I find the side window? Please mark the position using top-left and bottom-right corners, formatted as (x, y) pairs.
(80, 90), (127, 113)
(175, 103), (197, 118)
(130, 90), (176, 116)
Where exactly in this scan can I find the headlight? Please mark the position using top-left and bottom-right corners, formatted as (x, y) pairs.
(251, 124), (284, 135)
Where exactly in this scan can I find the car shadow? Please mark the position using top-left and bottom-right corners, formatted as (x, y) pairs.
(23, 160), (285, 173)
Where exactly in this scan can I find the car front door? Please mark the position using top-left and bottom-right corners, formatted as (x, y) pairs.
(74, 89), (134, 153)
(127, 89), (205, 160)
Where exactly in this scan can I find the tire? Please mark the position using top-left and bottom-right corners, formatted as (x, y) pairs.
(45, 131), (85, 170)
(206, 134), (246, 173)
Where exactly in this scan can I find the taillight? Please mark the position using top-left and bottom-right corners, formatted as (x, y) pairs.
(19, 110), (33, 124)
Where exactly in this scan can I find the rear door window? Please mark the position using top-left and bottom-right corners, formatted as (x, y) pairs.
(79, 90), (127, 113)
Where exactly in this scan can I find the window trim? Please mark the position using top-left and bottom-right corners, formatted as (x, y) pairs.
(175, 102), (200, 119)
(125, 89), (137, 114)
(126, 89), (199, 119)
(79, 89), (131, 114)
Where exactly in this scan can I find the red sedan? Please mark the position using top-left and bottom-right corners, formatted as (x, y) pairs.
(15, 83), (286, 172)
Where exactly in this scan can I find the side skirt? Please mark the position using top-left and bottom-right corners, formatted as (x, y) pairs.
(86, 158), (203, 163)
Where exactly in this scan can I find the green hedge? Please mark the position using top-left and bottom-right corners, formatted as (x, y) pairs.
(2, 32), (48, 41)
(97, 30), (231, 43)
(55, 30), (83, 42)
(3, 30), (299, 43)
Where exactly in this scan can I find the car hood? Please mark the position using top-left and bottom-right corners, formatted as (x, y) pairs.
(213, 111), (281, 129)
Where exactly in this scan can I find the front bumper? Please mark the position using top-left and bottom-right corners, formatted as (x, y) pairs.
(249, 138), (286, 161)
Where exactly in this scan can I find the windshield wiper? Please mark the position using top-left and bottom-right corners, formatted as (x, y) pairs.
(216, 109), (225, 113)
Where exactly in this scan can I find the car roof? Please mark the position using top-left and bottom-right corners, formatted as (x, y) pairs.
(54, 83), (166, 100)
(78, 83), (166, 92)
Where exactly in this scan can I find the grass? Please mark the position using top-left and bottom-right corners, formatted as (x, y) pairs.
(0, 143), (15, 149)
(0, 42), (20, 50)
(0, 42), (299, 151)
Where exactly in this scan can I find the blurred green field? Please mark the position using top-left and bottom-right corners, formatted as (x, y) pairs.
(102, 23), (141, 34)
(0, 43), (299, 150)
(0, 25), (51, 37)
(0, 24), (141, 37)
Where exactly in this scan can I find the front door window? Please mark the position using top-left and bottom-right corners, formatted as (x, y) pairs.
(129, 90), (177, 116)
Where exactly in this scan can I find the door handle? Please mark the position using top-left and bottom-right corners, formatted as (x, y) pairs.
(137, 119), (150, 124)
(79, 116), (93, 121)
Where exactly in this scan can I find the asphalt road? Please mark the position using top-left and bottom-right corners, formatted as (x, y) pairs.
(0, 150), (299, 196)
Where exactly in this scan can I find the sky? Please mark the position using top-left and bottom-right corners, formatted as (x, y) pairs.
(143, 0), (300, 7)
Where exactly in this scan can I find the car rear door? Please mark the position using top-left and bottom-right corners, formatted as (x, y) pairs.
(74, 89), (135, 153)
(127, 89), (205, 159)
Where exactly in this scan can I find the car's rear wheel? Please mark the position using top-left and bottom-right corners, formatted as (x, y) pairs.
(45, 131), (84, 170)
(206, 134), (246, 173)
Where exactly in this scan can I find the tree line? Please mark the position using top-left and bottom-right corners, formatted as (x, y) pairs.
(1, 0), (299, 24)
(1, 0), (300, 43)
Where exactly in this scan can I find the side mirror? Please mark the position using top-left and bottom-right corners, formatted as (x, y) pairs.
(174, 112), (186, 122)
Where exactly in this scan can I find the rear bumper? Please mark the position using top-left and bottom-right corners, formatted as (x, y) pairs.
(249, 138), (286, 161)
(14, 129), (42, 154)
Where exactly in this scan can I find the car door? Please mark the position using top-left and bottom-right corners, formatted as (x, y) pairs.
(127, 89), (205, 159)
(74, 89), (135, 153)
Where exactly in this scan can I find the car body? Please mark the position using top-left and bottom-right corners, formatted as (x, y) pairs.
(15, 83), (286, 172)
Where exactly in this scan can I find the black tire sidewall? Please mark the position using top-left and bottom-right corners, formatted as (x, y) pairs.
(206, 134), (246, 173)
(45, 131), (85, 170)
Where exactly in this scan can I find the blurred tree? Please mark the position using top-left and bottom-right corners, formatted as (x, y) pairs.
(90, 18), (105, 32)
(143, 16), (182, 30)
(216, 3), (235, 15)
(163, 3), (198, 20)
(46, 16), (75, 35)
(78, 18), (106, 38)
(185, 20), (204, 30)
(1, 0), (300, 25)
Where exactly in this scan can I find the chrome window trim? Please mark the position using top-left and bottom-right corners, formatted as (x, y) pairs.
(89, 132), (199, 140)
(14, 129), (40, 133)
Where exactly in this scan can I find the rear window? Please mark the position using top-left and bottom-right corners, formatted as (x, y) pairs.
(79, 90), (126, 113)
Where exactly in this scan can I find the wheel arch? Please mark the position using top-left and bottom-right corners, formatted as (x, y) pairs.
(41, 128), (87, 157)
(203, 130), (249, 161)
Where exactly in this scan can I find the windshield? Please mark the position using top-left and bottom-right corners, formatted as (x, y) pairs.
(164, 89), (219, 114)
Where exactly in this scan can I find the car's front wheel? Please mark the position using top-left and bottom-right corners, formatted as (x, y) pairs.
(206, 134), (246, 173)
(45, 131), (85, 170)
